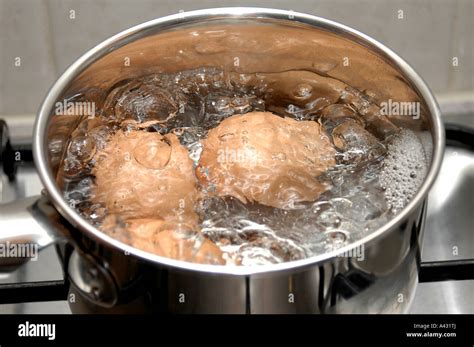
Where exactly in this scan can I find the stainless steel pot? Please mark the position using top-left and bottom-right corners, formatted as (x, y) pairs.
(0, 8), (444, 313)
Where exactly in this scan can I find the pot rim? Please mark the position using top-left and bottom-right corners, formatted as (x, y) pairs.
(33, 7), (445, 276)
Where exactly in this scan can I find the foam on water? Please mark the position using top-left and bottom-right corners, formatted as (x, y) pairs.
(380, 129), (427, 212)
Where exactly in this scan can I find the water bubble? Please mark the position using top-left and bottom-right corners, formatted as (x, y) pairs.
(293, 83), (313, 99)
(68, 136), (96, 162)
(325, 230), (348, 249)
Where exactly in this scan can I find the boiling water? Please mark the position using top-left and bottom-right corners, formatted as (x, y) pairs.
(59, 67), (429, 265)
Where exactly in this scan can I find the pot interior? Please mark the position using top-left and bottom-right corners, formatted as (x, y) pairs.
(37, 12), (440, 270)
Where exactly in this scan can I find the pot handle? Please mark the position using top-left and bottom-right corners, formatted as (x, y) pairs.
(0, 195), (67, 272)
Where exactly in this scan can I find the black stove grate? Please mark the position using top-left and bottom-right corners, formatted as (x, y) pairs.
(0, 258), (473, 305)
(0, 280), (69, 304)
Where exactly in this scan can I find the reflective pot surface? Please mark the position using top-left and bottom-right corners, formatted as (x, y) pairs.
(1, 8), (444, 313)
(64, 200), (426, 313)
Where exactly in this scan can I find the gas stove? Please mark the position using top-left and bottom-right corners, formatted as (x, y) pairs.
(0, 110), (473, 314)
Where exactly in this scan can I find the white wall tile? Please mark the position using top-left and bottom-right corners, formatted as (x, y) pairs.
(447, 0), (473, 91)
(0, 0), (57, 115)
(1, 0), (472, 116)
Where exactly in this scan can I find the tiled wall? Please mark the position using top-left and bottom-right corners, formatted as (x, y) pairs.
(1, 0), (473, 115)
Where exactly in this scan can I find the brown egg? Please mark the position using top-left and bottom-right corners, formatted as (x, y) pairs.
(101, 216), (224, 265)
(151, 223), (225, 265)
(92, 130), (199, 222)
(196, 112), (336, 209)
